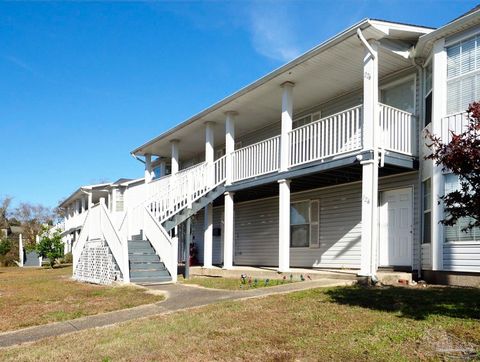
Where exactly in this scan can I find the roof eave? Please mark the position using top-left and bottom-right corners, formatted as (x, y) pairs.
(415, 8), (480, 58)
(130, 18), (374, 156)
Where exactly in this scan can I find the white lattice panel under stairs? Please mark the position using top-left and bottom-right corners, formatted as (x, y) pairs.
(74, 238), (122, 285)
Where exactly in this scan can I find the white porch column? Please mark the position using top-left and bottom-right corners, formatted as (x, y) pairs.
(278, 179), (291, 272)
(144, 154), (153, 183)
(203, 122), (215, 268)
(203, 204), (213, 268)
(359, 39), (379, 277)
(87, 192), (93, 208)
(81, 196), (86, 213)
(170, 140), (180, 175)
(280, 81), (294, 172)
(223, 191), (234, 269)
(224, 111), (236, 185)
(159, 159), (167, 177)
(19, 234), (24, 267)
(431, 38), (447, 271)
(205, 122), (215, 165)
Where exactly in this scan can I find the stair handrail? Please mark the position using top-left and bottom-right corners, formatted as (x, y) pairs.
(72, 208), (92, 272)
(99, 203), (129, 281)
(143, 206), (178, 282)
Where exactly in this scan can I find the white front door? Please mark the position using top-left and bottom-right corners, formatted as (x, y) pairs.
(378, 188), (413, 267)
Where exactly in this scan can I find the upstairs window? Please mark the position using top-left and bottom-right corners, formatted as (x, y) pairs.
(115, 189), (124, 212)
(292, 112), (321, 129)
(424, 61), (433, 127)
(447, 35), (480, 114)
(381, 77), (415, 114)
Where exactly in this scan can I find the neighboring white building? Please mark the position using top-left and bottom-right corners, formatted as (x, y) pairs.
(60, 7), (480, 286)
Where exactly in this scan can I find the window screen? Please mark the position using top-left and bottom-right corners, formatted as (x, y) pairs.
(447, 35), (480, 114)
(444, 174), (480, 242)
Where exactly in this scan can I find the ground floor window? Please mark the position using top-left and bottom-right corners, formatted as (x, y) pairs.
(422, 179), (431, 244)
(290, 200), (320, 248)
(444, 174), (480, 242)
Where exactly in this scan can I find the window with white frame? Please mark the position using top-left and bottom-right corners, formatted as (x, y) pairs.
(115, 188), (124, 212)
(290, 200), (320, 248)
(424, 61), (433, 127)
(446, 35), (480, 114)
(444, 173), (480, 242)
(381, 77), (415, 114)
(292, 111), (321, 129)
(422, 179), (431, 244)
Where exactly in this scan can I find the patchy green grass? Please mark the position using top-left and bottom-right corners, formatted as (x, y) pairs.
(182, 276), (299, 290)
(0, 266), (163, 332)
(1, 285), (479, 361)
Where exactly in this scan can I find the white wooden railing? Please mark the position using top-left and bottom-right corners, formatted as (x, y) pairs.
(441, 111), (469, 142)
(379, 103), (416, 155)
(232, 135), (280, 182)
(146, 155), (227, 224)
(72, 203), (129, 281)
(99, 203), (128, 281)
(72, 208), (92, 272)
(289, 105), (363, 167)
(143, 207), (178, 282)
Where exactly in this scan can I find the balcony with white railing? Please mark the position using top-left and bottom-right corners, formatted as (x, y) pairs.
(379, 103), (417, 155)
(441, 111), (470, 142)
(232, 135), (280, 182)
(140, 103), (416, 225)
(289, 105), (363, 168)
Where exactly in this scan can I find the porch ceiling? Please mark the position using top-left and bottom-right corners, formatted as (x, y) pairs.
(133, 20), (431, 160)
(213, 164), (414, 206)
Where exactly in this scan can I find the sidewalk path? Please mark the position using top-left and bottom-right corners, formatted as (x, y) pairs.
(0, 278), (354, 348)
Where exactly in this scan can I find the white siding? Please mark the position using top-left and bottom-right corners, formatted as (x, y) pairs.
(195, 172), (420, 269)
(443, 242), (480, 272)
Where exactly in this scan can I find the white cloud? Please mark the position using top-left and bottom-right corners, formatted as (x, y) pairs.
(248, 3), (301, 62)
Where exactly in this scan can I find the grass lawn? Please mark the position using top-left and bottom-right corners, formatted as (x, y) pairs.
(182, 275), (299, 290)
(1, 285), (479, 361)
(0, 266), (163, 332)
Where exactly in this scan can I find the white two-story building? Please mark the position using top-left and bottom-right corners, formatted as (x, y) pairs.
(62, 7), (480, 286)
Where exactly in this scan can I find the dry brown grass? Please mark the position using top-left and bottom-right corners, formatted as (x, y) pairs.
(1, 285), (478, 361)
(0, 266), (163, 332)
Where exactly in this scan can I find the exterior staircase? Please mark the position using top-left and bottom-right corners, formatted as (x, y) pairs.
(162, 185), (225, 232)
(128, 234), (172, 284)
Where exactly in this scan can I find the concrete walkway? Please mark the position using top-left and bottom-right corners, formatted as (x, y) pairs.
(0, 278), (354, 348)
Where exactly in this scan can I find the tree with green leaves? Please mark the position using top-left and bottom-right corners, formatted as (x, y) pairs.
(36, 226), (64, 268)
(426, 101), (480, 231)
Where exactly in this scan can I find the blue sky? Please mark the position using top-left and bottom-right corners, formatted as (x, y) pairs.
(0, 0), (476, 208)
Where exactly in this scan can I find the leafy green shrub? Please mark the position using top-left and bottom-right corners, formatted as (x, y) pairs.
(0, 238), (11, 256)
(36, 227), (64, 268)
(0, 237), (19, 267)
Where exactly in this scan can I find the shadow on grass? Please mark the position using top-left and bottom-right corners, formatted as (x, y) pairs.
(325, 285), (480, 320)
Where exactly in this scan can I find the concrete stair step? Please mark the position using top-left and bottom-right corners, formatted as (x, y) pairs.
(128, 241), (151, 247)
(130, 275), (172, 284)
(129, 254), (160, 263)
(130, 269), (171, 278)
(130, 262), (167, 272)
